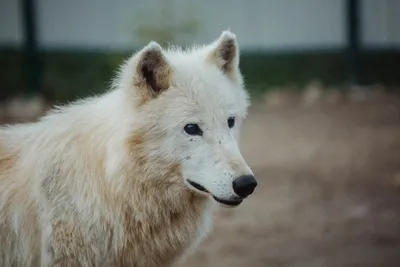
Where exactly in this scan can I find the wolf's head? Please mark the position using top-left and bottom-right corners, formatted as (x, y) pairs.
(118, 30), (257, 207)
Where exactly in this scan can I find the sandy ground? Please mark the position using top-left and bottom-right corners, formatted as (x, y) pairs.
(185, 94), (400, 267)
(2, 92), (400, 267)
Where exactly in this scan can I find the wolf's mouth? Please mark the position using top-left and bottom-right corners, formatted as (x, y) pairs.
(187, 180), (209, 193)
(212, 196), (243, 206)
(187, 180), (243, 206)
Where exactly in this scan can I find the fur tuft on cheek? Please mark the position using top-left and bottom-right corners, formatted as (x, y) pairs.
(124, 128), (187, 191)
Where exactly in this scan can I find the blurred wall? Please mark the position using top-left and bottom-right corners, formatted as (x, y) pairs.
(361, 0), (400, 48)
(1, 0), (399, 52)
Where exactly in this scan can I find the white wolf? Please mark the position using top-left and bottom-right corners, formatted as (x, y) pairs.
(0, 30), (257, 267)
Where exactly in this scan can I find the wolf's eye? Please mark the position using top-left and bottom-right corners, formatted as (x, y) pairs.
(227, 117), (235, 128)
(184, 124), (203, 136)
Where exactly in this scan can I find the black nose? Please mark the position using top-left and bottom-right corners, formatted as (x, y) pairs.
(232, 175), (258, 198)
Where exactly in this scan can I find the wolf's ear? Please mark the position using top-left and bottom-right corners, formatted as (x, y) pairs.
(133, 41), (172, 104)
(207, 30), (240, 81)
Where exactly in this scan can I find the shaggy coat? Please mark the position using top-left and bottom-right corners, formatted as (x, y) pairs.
(0, 30), (253, 267)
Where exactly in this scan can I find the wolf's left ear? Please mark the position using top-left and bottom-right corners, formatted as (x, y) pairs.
(132, 41), (172, 105)
(207, 30), (240, 81)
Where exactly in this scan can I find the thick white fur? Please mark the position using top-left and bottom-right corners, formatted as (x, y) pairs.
(0, 30), (253, 267)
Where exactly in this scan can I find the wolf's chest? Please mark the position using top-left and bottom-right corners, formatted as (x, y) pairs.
(114, 199), (215, 267)
(173, 200), (215, 265)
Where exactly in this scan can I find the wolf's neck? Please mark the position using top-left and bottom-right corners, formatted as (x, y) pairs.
(111, 189), (212, 266)
(126, 182), (208, 221)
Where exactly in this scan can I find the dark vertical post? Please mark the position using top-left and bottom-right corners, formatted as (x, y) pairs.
(346, 0), (361, 85)
(21, 0), (41, 97)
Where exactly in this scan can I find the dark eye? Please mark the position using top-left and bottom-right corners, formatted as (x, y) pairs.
(227, 117), (235, 128)
(184, 124), (203, 136)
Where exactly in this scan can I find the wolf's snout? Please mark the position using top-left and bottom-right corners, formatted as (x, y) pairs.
(232, 175), (257, 198)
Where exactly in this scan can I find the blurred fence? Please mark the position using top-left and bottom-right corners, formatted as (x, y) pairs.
(1, 0), (400, 103)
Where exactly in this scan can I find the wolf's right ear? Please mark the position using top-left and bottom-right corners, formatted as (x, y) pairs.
(206, 30), (240, 82)
(131, 42), (172, 105)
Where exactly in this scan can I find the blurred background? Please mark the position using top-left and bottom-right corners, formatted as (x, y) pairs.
(1, 0), (400, 266)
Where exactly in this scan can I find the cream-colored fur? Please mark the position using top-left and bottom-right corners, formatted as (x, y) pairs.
(0, 30), (254, 267)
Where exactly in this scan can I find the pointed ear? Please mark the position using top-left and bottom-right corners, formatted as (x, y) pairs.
(206, 30), (240, 81)
(133, 41), (172, 105)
